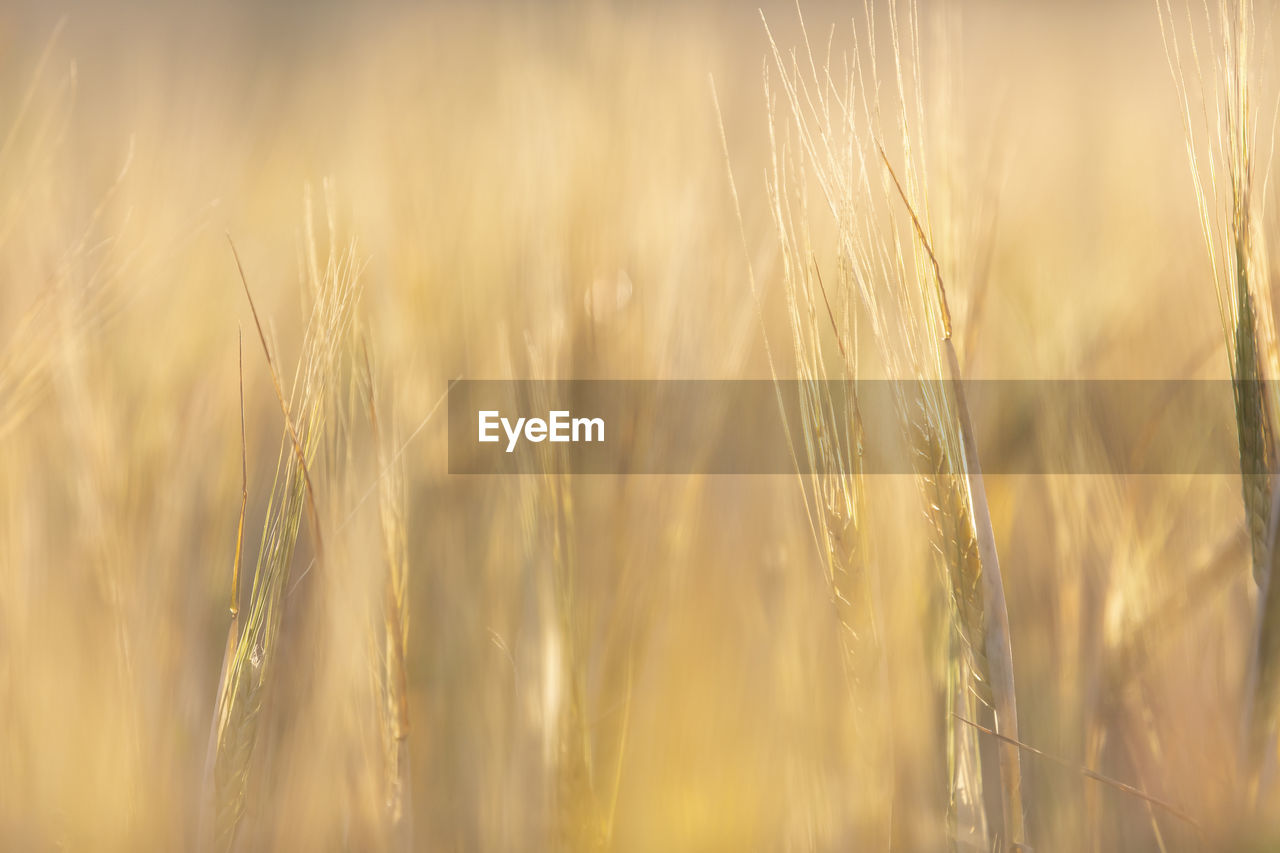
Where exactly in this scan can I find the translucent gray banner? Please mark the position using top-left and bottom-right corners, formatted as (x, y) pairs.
(447, 380), (1254, 475)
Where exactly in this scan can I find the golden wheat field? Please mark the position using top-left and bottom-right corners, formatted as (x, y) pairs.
(3, 0), (1280, 850)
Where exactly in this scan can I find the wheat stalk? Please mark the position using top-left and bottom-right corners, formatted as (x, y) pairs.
(1158, 0), (1280, 801)
(202, 233), (362, 850)
(762, 3), (1027, 846)
(763, 87), (897, 843)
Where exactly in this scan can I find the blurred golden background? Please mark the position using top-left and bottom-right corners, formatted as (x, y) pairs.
(0, 0), (1276, 850)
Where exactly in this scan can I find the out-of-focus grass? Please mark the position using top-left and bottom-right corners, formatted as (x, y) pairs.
(0, 1), (1275, 850)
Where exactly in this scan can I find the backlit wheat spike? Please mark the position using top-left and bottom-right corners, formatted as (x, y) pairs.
(755, 41), (897, 835)
(909, 415), (994, 847)
(1235, 301), (1273, 591)
(761, 2), (1028, 846)
(1158, 0), (1278, 584)
(1158, 0), (1280, 802)
(910, 403), (990, 705)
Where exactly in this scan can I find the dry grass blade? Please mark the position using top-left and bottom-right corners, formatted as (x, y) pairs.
(233, 329), (247, 618)
(228, 236), (326, 567)
(954, 715), (1200, 831)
